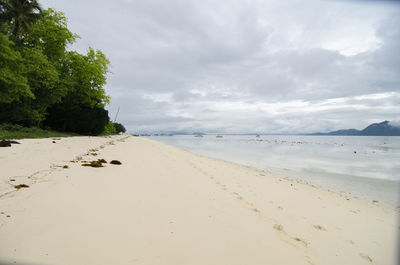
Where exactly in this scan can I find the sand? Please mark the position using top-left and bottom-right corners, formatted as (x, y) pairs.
(0, 135), (398, 265)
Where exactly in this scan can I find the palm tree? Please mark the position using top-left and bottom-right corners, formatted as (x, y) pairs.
(0, 0), (42, 39)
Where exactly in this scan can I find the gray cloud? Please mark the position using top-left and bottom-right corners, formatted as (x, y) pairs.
(41, 0), (400, 133)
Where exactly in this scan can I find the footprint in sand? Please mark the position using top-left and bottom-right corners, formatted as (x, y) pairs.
(294, 237), (309, 247)
(304, 256), (316, 265)
(236, 195), (243, 201)
(273, 224), (309, 247)
(233, 192), (243, 200)
(245, 201), (254, 207)
(313, 224), (327, 231)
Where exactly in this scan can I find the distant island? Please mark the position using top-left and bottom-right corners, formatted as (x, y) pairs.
(311, 121), (400, 136)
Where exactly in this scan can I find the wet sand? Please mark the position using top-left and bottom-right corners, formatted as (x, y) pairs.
(0, 135), (398, 265)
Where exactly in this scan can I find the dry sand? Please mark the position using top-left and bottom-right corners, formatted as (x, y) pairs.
(0, 135), (398, 265)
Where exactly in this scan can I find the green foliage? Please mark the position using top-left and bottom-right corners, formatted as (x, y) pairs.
(113, 122), (126, 134)
(7, 8), (78, 124)
(0, 44), (62, 125)
(101, 122), (126, 135)
(23, 8), (77, 62)
(0, 0), (42, 39)
(20, 46), (61, 122)
(0, 32), (32, 104)
(43, 48), (111, 135)
(0, 123), (77, 139)
(103, 121), (117, 135)
(60, 49), (110, 108)
(0, 4), (112, 135)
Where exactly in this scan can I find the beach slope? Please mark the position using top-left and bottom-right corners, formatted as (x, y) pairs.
(0, 136), (398, 265)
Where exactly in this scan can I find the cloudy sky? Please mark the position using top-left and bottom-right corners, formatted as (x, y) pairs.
(41, 0), (400, 134)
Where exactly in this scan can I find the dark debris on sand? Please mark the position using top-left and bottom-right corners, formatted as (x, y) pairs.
(0, 140), (20, 147)
(14, 184), (30, 189)
(81, 159), (122, 167)
(81, 160), (104, 168)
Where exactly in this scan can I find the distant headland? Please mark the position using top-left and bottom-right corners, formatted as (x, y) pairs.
(310, 121), (400, 136)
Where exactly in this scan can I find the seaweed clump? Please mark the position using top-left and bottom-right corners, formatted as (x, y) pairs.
(81, 159), (109, 168)
(82, 160), (104, 168)
(14, 184), (30, 189)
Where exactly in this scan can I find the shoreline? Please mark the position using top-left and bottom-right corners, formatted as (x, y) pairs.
(149, 134), (400, 211)
(154, 139), (399, 210)
(0, 135), (398, 265)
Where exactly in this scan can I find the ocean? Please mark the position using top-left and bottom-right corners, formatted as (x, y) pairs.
(149, 135), (400, 209)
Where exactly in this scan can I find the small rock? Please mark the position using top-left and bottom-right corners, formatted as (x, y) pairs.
(110, 160), (122, 165)
(62, 165), (69, 169)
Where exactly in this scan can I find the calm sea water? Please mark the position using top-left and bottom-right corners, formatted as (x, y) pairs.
(149, 135), (400, 209)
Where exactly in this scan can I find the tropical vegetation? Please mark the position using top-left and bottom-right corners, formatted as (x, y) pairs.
(0, 0), (124, 137)
(0, 123), (77, 139)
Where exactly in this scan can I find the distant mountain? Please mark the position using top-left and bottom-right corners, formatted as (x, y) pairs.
(323, 129), (360, 136)
(361, 121), (400, 136)
(311, 121), (400, 136)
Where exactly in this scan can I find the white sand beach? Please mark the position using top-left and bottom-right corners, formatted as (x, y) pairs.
(0, 135), (398, 265)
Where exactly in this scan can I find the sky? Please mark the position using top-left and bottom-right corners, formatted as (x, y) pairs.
(41, 0), (400, 134)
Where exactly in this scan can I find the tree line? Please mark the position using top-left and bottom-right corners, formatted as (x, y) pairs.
(0, 0), (125, 135)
